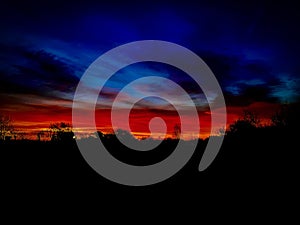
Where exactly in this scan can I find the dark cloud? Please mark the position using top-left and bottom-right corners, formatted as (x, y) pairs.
(99, 89), (118, 100)
(242, 85), (271, 101)
(0, 48), (79, 99)
(200, 51), (274, 85)
(200, 52), (238, 84)
(225, 84), (278, 107)
(1, 0), (300, 112)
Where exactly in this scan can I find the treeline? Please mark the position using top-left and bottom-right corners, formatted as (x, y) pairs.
(1, 102), (299, 143)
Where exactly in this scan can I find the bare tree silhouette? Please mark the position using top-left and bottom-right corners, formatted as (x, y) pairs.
(173, 124), (181, 139)
(49, 122), (74, 142)
(229, 110), (261, 134)
(37, 130), (45, 141)
(0, 114), (14, 140)
(271, 103), (300, 129)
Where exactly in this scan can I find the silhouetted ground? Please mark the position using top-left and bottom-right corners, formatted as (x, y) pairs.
(2, 103), (300, 215)
(1, 125), (298, 211)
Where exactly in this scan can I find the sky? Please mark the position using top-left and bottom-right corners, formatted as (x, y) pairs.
(1, 0), (300, 139)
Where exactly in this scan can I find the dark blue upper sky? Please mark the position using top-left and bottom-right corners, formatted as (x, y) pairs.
(1, 0), (300, 111)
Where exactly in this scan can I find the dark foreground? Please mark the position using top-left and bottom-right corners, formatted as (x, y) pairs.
(1, 127), (298, 211)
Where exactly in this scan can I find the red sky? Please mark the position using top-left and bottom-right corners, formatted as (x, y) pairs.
(4, 101), (280, 140)
(1, 1), (299, 142)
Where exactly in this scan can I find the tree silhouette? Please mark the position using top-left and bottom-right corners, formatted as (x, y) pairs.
(271, 103), (300, 129)
(0, 114), (14, 140)
(173, 124), (181, 139)
(37, 130), (45, 141)
(115, 129), (136, 142)
(229, 110), (261, 134)
(49, 122), (74, 142)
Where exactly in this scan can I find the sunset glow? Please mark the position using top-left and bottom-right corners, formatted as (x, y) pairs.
(1, 1), (299, 141)
(1, 100), (280, 140)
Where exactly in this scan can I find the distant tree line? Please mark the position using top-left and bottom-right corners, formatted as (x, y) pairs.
(1, 103), (299, 142)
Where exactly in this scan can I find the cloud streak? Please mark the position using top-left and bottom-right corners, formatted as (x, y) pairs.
(1, 1), (300, 139)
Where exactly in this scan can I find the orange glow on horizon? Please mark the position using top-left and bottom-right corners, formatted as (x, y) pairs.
(3, 101), (281, 140)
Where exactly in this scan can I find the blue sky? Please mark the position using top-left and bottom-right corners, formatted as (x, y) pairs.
(1, 0), (300, 119)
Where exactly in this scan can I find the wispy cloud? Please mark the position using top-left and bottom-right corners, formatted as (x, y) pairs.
(270, 74), (300, 103)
